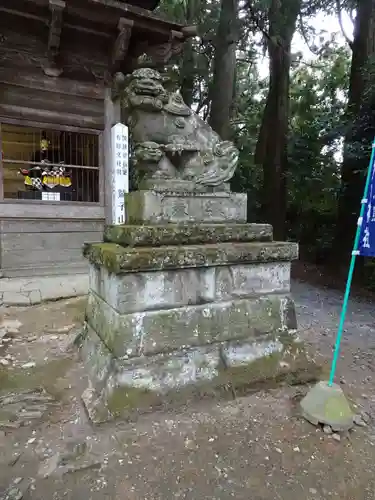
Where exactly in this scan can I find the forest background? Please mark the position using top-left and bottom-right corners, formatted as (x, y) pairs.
(155, 0), (375, 290)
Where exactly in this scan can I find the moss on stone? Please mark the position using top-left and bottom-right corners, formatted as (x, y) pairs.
(95, 352), (320, 422)
(83, 243), (125, 274)
(125, 191), (145, 224)
(106, 386), (163, 418)
(220, 348), (321, 395)
(104, 223), (273, 248)
(85, 292), (136, 355)
(86, 291), (289, 357)
(81, 336), (321, 424)
(219, 352), (280, 388)
(83, 241), (298, 274)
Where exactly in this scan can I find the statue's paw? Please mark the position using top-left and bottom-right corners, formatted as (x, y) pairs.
(181, 172), (194, 181)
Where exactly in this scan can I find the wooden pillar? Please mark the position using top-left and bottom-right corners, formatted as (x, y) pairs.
(104, 87), (121, 225)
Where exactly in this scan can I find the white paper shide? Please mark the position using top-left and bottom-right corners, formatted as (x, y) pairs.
(111, 123), (129, 224)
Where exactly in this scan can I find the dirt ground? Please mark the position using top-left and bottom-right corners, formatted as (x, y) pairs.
(1, 278), (375, 500)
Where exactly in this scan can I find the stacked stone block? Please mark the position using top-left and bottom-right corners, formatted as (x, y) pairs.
(79, 186), (317, 423)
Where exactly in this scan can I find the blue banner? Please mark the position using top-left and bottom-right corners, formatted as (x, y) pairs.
(359, 157), (375, 257)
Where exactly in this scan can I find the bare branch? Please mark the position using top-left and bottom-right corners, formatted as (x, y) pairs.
(196, 95), (210, 114)
(336, 0), (353, 49)
(245, 1), (273, 45)
(298, 12), (321, 56)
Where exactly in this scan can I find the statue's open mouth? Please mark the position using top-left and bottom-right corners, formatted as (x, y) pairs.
(141, 151), (162, 162)
(134, 80), (163, 96)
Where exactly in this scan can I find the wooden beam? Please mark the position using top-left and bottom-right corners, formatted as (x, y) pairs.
(87, 0), (186, 30)
(111, 17), (134, 72)
(0, 202), (105, 220)
(0, 83), (104, 121)
(0, 7), (47, 24)
(181, 25), (199, 37)
(0, 104), (104, 129)
(111, 71), (126, 100)
(43, 0), (65, 77)
(6, 0), (194, 38)
(70, 0), (189, 39)
(0, 68), (105, 100)
(135, 28), (185, 68)
(0, 6), (110, 38)
(48, 0), (65, 54)
(0, 116), (101, 134)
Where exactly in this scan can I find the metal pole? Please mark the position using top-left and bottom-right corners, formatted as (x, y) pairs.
(329, 140), (375, 386)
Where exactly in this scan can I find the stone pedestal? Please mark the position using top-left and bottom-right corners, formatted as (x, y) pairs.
(78, 188), (318, 423)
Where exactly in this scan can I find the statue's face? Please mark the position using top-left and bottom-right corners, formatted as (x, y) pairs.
(130, 69), (165, 97)
(135, 142), (163, 163)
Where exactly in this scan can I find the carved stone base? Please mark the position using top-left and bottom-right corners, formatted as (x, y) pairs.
(125, 190), (247, 224)
(86, 264), (296, 356)
(79, 324), (318, 424)
(79, 190), (319, 423)
(103, 222), (273, 247)
(138, 179), (231, 193)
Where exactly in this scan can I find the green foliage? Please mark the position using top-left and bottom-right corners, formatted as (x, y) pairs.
(153, 0), (375, 287)
(231, 42), (350, 241)
(288, 44), (350, 215)
(231, 63), (267, 218)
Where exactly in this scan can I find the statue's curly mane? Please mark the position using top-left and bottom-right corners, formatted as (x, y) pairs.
(123, 68), (239, 188)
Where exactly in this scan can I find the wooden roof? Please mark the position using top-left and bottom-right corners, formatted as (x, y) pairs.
(116, 0), (160, 13)
(0, 0), (189, 39)
(0, 0), (196, 82)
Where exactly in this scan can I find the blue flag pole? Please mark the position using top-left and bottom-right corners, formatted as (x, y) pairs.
(328, 140), (375, 387)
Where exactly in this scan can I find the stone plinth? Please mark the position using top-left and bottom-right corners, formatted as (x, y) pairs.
(125, 190), (247, 224)
(78, 189), (319, 423)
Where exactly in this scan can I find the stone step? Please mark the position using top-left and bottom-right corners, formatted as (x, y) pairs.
(89, 261), (291, 315)
(104, 223), (273, 248)
(83, 240), (299, 274)
(80, 325), (319, 424)
(85, 290), (297, 359)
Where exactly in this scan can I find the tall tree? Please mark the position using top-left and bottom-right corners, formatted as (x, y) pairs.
(333, 0), (375, 267)
(179, 0), (199, 107)
(254, 0), (302, 239)
(208, 0), (239, 139)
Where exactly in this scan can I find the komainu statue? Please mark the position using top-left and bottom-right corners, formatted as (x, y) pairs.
(121, 68), (239, 188)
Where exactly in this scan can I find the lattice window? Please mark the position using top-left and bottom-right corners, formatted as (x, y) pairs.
(0, 123), (99, 202)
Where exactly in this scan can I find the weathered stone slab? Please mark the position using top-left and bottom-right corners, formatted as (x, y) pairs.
(221, 338), (284, 368)
(89, 262), (291, 314)
(86, 290), (297, 358)
(138, 179), (231, 193)
(113, 344), (221, 393)
(83, 241), (299, 274)
(81, 342), (222, 423)
(0, 274), (88, 306)
(79, 329), (320, 423)
(221, 337), (320, 396)
(79, 325), (221, 394)
(104, 223), (273, 247)
(125, 190), (247, 224)
(79, 325), (113, 392)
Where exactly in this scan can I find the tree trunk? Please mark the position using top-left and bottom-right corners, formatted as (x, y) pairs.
(208, 0), (238, 140)
(333, 0), (375, 269)
(179, 0), (197, 107)
(254, 0), (301, 240)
